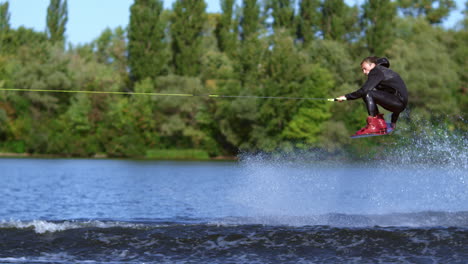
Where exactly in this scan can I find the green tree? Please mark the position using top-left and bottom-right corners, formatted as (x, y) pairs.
(250, 31), (334, 151)
(152, 75), (218, 153)
(128, 0), (168, 82)
(200, 50), (252, 154)
(171, 0), (207, 76)
(49, 93), (98, 156)
(306, 39), (362, 143)
(361, 0), (397, 55)
(396, 0), (456, 24)
(66, 47), (127, 156)
(464, 1), (468, 28)
(270, 0), (295, 33)
(321, 0), (346, 40)
(98, 95), (142, 157)
(0, 69), (13, 144)
(96, 79), (159, 157)
(452, 1), (468, 115)
(238, 0), (266, 85)
(320, 0), (359, 42)
(46, 0), (68, 44)
(215, 0), (238, 57)
(94, 27), (128, 83)
(387, 19), (460, 120)
(0, 1), (10, 48)
(5, 27), (47, 54)
(203, 13), (224, 56)
(212, 79), (258, 152)
(13, 43), (72, 113)
(240, 0), (260, 41)
(0, 1), (9, 30)
(200, 50), (237, 81)
(0, 106), (10, 142)
(297, 0), (321, 45)
(129, 79), (158, 148)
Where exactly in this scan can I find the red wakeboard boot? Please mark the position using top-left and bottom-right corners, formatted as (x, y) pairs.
(376, 114), (388, 131)
(352, 116), (388, 136)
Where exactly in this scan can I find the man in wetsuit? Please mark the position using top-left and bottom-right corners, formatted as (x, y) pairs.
(336, 57), (408, 136)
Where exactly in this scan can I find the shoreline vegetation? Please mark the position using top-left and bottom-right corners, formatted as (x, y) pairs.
(0, 1), (466, 159)
(0, 151), (238, 161)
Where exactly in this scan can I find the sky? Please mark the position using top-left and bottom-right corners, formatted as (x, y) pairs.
(2, 0), (465, 46)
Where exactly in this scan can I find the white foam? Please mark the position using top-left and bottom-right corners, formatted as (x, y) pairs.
(0, 257), (28, 263)
(0, 219), (147, 234)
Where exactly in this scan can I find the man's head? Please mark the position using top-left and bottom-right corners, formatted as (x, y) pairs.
(360, 56), (379, 76)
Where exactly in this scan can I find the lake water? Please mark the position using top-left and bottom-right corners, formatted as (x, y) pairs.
(0, 134), (467, 263)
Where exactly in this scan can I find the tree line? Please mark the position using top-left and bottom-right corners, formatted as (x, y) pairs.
(0, 0), (466, 159)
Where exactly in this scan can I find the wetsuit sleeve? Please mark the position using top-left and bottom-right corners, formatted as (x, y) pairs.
(345, 68), (384, 100)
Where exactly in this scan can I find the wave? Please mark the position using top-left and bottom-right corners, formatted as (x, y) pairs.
(0, 219), (153, 234)
(0, 216), (467, 264)
(2, 211), (467, 235)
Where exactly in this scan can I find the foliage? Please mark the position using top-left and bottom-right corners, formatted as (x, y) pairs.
(46, 0), (68, 45)
(171, 0), (207, 76)
(0, 1), (10, 50)
(92, 27), (129, 84)
(146, 149), (210, 160)
(0, 1), (466, 159)
(152, 75), (216, 152)
(361, 0), (397, 55)
(396, 0), (456, 24)
(450, 4), (468, 115)
(1, 26), (48, 55)
(128, 0), (168, 82)
(240, 0), (261, 41)
(320, 0), (359, 41)
(250, 31), (335, 151)
(0, 2), (9, 30)
(269, 0), (295, 34)
(387, 18), (460, 119)
(237, 0), (266, 86)
(297, 0), (321, 45)
(12, 43), (72, 113)
(215, 0), (238, 57)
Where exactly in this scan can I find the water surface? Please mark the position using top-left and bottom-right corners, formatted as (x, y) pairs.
(0, 156), (467, 263)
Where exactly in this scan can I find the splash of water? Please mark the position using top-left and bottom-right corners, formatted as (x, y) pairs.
(385, 118), (467, 169)
(231, 123), (467, 226)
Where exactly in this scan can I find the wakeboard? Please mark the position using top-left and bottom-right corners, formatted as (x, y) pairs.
(350, 123), (394, 139)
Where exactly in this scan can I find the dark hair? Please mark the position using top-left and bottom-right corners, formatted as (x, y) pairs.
(361, 56), (390, 68)
(361, 56), (379, 65)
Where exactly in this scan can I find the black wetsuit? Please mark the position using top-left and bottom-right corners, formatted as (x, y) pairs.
(345, 63), (408, 124)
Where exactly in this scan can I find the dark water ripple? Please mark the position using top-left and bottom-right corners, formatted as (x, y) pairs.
(0, 216), (467, 264)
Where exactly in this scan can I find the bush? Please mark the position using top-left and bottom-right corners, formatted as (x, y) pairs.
(145, 149), (210, 160)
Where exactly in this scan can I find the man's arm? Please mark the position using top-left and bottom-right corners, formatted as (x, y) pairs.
(345, 69), (384, 100)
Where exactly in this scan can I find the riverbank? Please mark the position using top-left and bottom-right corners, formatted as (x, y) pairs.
(0, 152), (238, 161)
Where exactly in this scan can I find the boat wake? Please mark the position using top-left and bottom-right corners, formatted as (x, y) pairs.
(0, 215), (467, 264)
